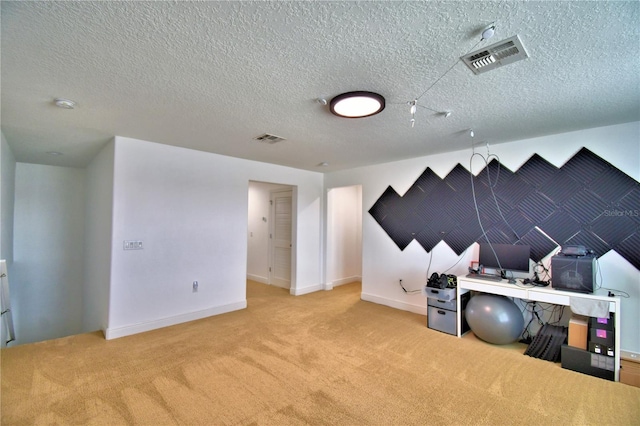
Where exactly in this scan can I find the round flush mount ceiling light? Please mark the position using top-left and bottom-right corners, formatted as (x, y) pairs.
(329, 91), (385, 118)
(54, 98), (76, 109)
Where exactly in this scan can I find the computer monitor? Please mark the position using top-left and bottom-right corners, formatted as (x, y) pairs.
(478, 243), (531, 274)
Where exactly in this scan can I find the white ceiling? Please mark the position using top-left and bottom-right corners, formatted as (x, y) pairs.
(2, 1), (639, 172)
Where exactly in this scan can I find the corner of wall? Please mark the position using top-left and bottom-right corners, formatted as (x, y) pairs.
(290, 283), (324, 296)
(0, 133), (16, 266)
(83, 139), (116, 334)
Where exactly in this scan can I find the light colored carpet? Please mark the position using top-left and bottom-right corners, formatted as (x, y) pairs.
(1, 281), (638, 425)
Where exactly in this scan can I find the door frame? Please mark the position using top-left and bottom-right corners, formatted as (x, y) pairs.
(326, 185), (363, 290)
(246, 181), (296, 292)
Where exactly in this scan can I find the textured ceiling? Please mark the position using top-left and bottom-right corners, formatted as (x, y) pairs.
(1, 1), (639, 172)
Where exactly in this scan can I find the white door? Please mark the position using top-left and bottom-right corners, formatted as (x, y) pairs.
(270, 190), (292, 289)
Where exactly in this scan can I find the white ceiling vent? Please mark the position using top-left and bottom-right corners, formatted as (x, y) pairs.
(254, 133), (286, 144)
(461, 35), (529, 75)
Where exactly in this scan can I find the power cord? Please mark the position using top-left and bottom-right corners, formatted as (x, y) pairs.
(519, 300), (566, 343)
(602, 288), (630, 298)
(520, 301), (542, 343)
(533, 262), (551, 282)
(398, 279), (422, 294)
(521, 267), (550, 286)
(531, 271), (550, 286)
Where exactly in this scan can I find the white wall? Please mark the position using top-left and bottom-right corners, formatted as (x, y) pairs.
(247, 181), (291, 284)
(325, 122), (640, 354)
(83, 139), (115, 333)
(327, 185), (362, 288)
(1, 133), (15, 266)
(106, 137), (324, 339)
(12, 163), (87, 344)
(1, 133), (16, 347)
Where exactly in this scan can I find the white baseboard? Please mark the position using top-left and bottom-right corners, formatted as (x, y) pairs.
(247, 274), (268, 284)
(332, 276), (362, 287)
(291, 283), (323, 296)
(323, 276), (362, 291)
(271, 282), (290, 290)
(621, 349), (640, 362)
(104, 300), (247, 340)
(361, 292), (428, 316)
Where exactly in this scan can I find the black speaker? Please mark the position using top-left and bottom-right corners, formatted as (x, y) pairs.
(551, 255), (596, 293)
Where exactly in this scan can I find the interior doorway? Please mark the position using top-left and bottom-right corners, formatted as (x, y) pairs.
(247, 181), (294, 290)
(269, 189), (292, 288)
(326, 185), (363, 289)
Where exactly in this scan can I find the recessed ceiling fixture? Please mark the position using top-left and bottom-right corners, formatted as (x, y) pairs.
(330, 91), (385, 118)
(53, 98), (76, 109)
(46, 151), (63, 156)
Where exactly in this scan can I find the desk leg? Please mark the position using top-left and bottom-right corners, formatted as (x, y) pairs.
(457, 287), (471, 337)
(614, 301), (621, 381)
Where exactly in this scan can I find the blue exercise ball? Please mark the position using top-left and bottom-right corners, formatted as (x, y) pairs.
(465, 294), (524, 344)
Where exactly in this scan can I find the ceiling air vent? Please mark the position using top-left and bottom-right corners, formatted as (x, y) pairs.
(461, 35), (529, 75)
(254, 133), (286, 144)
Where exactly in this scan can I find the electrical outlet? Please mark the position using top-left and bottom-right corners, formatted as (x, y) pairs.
(124, 240), (143, 250)
(621, 350), (640, 361)
(192, 281), (198, 292)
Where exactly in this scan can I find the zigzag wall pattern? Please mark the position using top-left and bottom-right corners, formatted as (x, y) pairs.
(368, 148), (640, 270)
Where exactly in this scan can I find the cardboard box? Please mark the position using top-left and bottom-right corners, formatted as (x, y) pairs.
(568, 315), (588, 350)
(620, 358), (640, 388)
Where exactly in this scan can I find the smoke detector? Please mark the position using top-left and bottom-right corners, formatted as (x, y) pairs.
(54, 98), (76, 109)
(461, 35), (529, 75)
(254, 133), (286, 144)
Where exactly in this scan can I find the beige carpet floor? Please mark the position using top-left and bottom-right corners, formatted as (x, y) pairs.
(1, 281), (639, 425)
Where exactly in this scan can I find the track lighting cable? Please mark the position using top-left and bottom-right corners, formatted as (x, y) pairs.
(407, 23), (497, 126)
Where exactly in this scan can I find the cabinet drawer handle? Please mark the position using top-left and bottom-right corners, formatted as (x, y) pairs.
(437, 310), (446, 315)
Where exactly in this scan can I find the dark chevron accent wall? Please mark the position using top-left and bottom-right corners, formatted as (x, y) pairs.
(368, 148), (640, 270)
